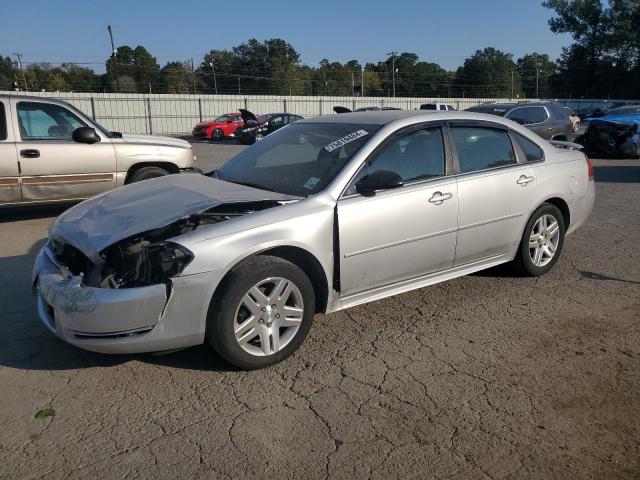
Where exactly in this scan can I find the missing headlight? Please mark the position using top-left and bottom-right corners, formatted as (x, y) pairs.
(96, 241), (193, 289)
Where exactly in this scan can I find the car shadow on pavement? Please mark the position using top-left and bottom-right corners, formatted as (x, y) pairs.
(0, 237), (237, 373)
(593, 165), (640, 183)
(470, 263), (524, 278)
(179, 135), (242, 146)
(0, 205), (73, 223)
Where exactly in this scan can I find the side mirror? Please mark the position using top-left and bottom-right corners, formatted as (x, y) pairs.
(355, 170), (404, 196)
(72, 127), (100, 144)
(226, 119), (233, 124)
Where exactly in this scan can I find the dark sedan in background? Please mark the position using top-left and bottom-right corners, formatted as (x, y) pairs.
(466, 101), (574, 141)
(236, 109), (303, 144)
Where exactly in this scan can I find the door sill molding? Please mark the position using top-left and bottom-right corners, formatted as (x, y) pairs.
(330, 253), (508, 312)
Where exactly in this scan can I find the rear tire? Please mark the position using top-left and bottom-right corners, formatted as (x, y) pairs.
(511, 203), (565, 277)
(206, 255), (315, 370)
(128, 166), (170, 183)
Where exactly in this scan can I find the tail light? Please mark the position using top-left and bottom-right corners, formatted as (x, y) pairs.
(584, 153), (594, 182)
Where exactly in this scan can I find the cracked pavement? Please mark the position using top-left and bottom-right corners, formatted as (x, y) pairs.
(1, 146), (639, 479)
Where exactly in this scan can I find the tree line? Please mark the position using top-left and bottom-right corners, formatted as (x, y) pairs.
(1, 1), (638, 99)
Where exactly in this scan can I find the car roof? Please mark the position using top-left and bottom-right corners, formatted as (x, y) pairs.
(297, 110), (519, 126)
(0, 93), (71, 105)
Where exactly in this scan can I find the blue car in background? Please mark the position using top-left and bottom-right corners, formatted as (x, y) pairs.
(579, 106), (640, 158)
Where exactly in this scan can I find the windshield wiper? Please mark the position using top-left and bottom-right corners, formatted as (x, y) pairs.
(228, 180), (277, 193)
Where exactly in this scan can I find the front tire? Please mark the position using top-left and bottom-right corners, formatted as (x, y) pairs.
(512, 203), (565, 276)
(211, 128), (224, 141)
(207, 255), (315, 370)
(128, 166), (170, 183)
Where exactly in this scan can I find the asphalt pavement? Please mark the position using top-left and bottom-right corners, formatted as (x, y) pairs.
(1, 143), (639, 479)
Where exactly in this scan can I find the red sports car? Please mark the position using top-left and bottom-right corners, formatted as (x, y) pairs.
(192, 112), (245, 140)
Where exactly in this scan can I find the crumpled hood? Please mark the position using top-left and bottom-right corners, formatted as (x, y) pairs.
(49, 174), (298, 263)
(120, 133), (191, 149)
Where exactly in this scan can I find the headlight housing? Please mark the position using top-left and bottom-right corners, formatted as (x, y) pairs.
(97, 240), (194, 289)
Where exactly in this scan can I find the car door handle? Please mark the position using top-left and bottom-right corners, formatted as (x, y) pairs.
(517, 175), (535, 186)
(20, 149), (40, 158)
(428, 191), (453, 205)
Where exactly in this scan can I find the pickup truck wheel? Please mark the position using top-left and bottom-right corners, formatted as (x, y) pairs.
(128, 166), (170, 183)
(207, 255), (315, 370)
(512, 203), (565, 277)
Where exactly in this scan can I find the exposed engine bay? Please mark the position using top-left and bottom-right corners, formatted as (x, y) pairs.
(577, 119), (640, 159)
(50, 201), (282, 289)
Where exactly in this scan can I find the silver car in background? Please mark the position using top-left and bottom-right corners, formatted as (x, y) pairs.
(0, 94), (198, 207)
(33, 110), (595, 369)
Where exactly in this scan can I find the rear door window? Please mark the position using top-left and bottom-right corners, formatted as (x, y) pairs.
(526, 107), (548, 124)
(451, 127), (516, 173)
(505, 108), (529, 125)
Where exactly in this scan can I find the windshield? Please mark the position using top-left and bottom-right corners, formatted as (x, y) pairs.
(217, 122), (380, 196)
(65, 103), (115, 137)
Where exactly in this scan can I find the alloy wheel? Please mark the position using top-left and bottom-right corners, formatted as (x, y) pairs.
(529, 214), (560, 267)
(233, 277), (304, 356)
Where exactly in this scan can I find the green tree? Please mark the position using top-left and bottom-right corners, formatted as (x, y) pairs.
(106, 45), (160, 92)
(0, 56), (17, 90)
(60, 63), (101, 92)
(47, 71), (68, 91)
(516, 53), (556, 97)
(454, 48), (521, 97)
(161, 61), (191, 93)
(543, 0), (640, 97)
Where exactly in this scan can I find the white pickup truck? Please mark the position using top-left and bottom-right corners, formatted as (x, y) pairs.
(0, 94), (198, 207)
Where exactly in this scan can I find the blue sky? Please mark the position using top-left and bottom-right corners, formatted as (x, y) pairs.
(0, 0), (571, 71)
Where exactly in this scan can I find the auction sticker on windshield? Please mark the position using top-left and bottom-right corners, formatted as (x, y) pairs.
(324, 130), (369, 153)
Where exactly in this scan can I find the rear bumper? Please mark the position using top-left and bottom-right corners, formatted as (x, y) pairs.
(567, 180), (595, 235)
(33, 247), (222, 354)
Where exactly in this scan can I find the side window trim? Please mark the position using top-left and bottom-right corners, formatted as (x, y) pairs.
(340, 121), (452, 199)
(446, 121), (521, 176)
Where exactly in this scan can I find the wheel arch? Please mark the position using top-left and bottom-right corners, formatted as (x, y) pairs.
(125, 162), (180, 184)
(515, 195), (572, 257)
(542, 196), (571, 229)
(211, 244), (331, 315)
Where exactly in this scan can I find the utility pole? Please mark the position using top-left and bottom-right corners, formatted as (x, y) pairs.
(208, 61), (218, 94)
(191, 58), (196, 94)
(361, 67), (365, 97)
(351, 71), (354, 96)
(387, 51), (398, 97)
(535, 55), (539, 98)
(12, 52), (28, 91)
(511, 70), (514, 99)
(107, 25), (120, 92)
(238, 76), (241, 95)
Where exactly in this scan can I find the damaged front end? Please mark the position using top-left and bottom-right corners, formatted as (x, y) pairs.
(50, 201), (282, 290)
(578, 119), (640, 159)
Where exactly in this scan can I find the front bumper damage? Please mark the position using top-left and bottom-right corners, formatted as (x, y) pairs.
(33, 246), (221, 354)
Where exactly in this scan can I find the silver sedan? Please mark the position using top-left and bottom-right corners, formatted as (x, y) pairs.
(33, 111), (595, 369)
